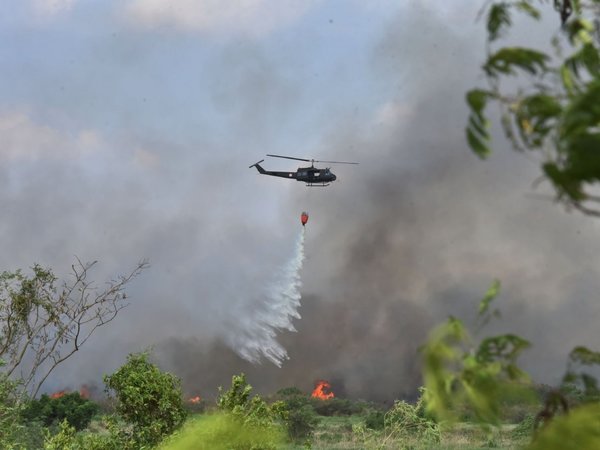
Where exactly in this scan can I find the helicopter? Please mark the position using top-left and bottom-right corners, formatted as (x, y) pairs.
(249, 154), (358, 186)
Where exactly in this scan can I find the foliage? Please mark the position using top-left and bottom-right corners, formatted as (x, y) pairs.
(283, 404), (320, 442)
(158, 413), (285, 450)
(352, 399), (440, 449)
(104, 352), (187, 447)
(466, 4), (600, 447)
(41, 417), (127, 450)
(0, 260), (147, 397)
(421, 281), (532, 424)
(310, 397), (368, 416)
(561, 345), (600, 402)
(217, 373), (285, 427)
(22, 392), (98, 430)
(383, 400), (440, 444)
(526, 402), (600, 449)
(513, 413), (535, 439)
(43, 419), (78, 450)
(217, 373), (286, 448)
(83, 415), (139, 450)
(467, 0), (600, 216)
(274, 387), (320, 441)
(364, 409), (385, 430)
(0, 360), (26, 450)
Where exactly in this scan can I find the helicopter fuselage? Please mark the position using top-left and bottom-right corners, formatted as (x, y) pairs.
(250, 161), (336, 186)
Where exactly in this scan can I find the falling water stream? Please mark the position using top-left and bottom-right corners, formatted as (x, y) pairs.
(231, 227), (305, 366)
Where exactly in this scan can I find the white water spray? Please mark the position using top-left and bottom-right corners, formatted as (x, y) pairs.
(229, 228), (305, 367)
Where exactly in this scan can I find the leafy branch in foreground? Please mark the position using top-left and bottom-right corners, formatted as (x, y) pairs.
(421, 280), (532, 425)
(422, 279), (600, 447)
(0, 259), (148, 397)
(467, 0), (600, 216)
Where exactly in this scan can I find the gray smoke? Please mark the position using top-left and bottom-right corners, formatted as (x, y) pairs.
(2, 2), (600, 402)
(155, 6), (600, 401)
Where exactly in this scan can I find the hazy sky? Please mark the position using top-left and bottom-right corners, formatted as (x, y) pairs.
(2, 1), (600, 400)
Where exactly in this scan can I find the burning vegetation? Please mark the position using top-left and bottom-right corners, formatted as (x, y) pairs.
(49, 390), (67, 399)
(311, 380), (334, 400)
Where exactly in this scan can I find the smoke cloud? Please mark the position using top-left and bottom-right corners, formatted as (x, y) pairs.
(2, 2), (600, 402)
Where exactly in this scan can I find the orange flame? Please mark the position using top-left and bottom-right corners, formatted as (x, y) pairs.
(188, 396), (201, 404)
(50, 390), (67, 399)
(311, 380), (334, 400)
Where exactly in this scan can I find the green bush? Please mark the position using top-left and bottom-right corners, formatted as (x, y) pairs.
(274, 386), (320, 441)
(42, 418), (128, 450)
(217, 373), (290, 448)
(513, 414), (535, 440)
(311, 398), (367, 416)
(22, 392), (99, 431)
(285, 404), (320, 441)
(217, 373), (284, 428)
(384, 400), (441, 443)
(0, 362), (26, 449)
(104, 352), (187, 447)
(364, 409), (385, 430)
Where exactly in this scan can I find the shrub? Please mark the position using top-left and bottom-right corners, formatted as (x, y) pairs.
(311, 398), (366, 416)
(22, 392), (99, 430)
(513, 414), (535, 440)
(0, 363), (26, 449)
(364, 409), (385, 430)
(217, 373), (289, 448)
(285, 404), (320, 441)
(43, 419), (78, 450)
(104, 352), (187, 447)
(384, 400), (440, 443)
(217, 373), (283, 428)
(274, 386), (320, 441)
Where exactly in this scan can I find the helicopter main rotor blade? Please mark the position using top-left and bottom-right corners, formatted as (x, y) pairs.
(266, 154), (311, 162)
(313, 160), (359, 165)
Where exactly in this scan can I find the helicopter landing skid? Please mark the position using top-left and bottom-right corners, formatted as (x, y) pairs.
(306, 183), (330, 187)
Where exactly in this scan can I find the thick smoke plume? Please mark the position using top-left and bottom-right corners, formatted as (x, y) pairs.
(3, 2), (600, 404)
(227, 228), (305, 366)
(156, 7), (600, 402)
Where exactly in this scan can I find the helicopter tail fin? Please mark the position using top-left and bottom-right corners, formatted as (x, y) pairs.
(249, 160), (266, 173)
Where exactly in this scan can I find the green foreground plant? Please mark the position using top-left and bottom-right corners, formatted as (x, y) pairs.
(104, 352), (187, 448)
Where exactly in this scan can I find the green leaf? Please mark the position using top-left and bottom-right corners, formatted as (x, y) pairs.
(487, 3), (511, 41)
(478, 279), (500, 316)
(466, 89), (492, 158)
(569, 346), (600, 366)
(542, 162), (585, 201)
(484, 47), (549, 77)
(560, 64), (578, 95)
(467, 127), (492, 159)
(565, 18), (594, 44)
(515, 1), (541, 19)
(466, 89), (490, 113)
(564, 133), (600, 182)
(515, 93), (563, 147)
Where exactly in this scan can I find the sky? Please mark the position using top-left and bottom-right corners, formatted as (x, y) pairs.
(2, 0), (600, 401)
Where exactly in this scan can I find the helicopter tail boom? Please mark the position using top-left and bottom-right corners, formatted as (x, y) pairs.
(249, 160), (266, 173)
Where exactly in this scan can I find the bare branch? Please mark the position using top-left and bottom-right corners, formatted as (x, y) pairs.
(0, 259), (148, 397)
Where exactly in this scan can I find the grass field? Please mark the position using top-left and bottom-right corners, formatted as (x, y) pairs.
(282, 416), (531, 449)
